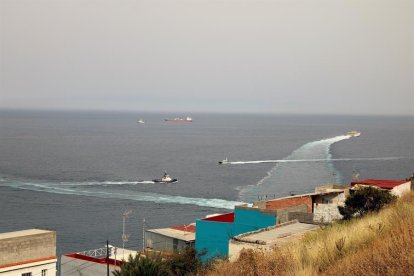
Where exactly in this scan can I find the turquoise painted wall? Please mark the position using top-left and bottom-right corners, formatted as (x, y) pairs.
(195, 208), (276, 261)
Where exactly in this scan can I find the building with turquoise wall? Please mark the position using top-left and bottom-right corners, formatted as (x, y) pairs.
(195, 206), (277, 261)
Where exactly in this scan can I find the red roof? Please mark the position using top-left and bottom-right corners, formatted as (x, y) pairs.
(202, 213), (234, 223)
(170, 224), (196, 233)
(64, 253), (122, 266)
(351, 179), (407, 189)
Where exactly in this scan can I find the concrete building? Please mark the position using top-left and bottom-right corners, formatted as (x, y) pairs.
(0, 229), (57, 276)
(351, 179), (411, 197)
(256, 186), (349, 223)
(145, 224), (195, 253)
(61, 246), (138, 276)
(229, 220), (320, 261)
(195, 206), (277, 261)
(313, 186), (349, 223)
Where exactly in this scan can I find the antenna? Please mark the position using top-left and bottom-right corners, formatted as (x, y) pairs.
(142, 218), (146, 251)
(352, 170), (360, 181)
(122, 210), (132, 250)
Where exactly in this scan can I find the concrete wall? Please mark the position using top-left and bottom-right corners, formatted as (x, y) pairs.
(288, 212), (314, 224)
(0, 232), (56, 266)
(265, 196), (313, 213)
(234, 208), (277, 229)
(391, 182), (411, 197)
(275, 204), (308, 224)
(228, 240), (270, 262)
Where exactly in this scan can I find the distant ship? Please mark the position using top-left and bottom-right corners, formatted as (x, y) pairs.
(347, 130), (361, 137)
(153, 172), (177, 184)
(164, 117), (192, 122)
(137, 119), (145, 124)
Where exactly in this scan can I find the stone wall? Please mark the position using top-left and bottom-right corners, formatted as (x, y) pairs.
(313, 204), (342, 223)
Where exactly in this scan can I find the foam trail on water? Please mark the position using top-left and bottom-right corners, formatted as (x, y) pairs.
(223, 156), (401, 165)
(0, 177), (242, 210)
(59, 180), (155, 186)
(239, 135), (352, 202)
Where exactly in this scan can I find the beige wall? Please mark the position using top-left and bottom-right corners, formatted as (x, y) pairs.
(391, 182), (411, 197)
(0, 232), (56, 266)
(0, 230), (56, 276)
(228, 240), (271, 262)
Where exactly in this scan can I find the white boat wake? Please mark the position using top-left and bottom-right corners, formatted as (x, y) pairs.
(237, 134), (398, 202)
(222, 156), (401, 165)
(0, 177), (243, 210)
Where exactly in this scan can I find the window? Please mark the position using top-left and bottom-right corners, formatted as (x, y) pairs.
(41, 269), (47, 276)
(22, 273), (32, 276)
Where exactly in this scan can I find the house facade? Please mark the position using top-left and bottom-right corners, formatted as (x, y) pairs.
(61, 246), (137, 276)
(0, 229), (57, 276)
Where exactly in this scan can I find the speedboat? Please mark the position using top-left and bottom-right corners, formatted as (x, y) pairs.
(218, 158), (230, 165)
(153, 172), (177, 183)
(347, 130), (361, 137)
(137, 119), (145, 124)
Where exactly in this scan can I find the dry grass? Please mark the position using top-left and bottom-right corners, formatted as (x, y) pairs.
(204, 191), (414, 276)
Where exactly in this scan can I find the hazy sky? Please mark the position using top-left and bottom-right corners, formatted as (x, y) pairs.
(1, 0), (413, 115)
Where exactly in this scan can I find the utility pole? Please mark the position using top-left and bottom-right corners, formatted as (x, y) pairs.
(142, 218), (146, 251)
(106, 240), (109, 276)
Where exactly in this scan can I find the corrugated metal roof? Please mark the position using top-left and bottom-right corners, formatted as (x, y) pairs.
(146, 228), (195, 242)
(170, 224), (196, 233)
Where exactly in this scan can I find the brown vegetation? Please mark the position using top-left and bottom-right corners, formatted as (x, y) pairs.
(204, 191), (414, 276)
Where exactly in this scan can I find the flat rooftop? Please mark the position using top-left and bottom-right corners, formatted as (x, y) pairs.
(234, 221), (319, 246)
(146, 228), (195, 242)
(0, 229), (54, 240)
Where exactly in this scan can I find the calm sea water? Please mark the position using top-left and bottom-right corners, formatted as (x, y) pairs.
(0, 110), (413, 255)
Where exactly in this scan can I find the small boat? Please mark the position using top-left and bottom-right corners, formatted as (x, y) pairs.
(138, 119), (145, 124)
(153, 172), (177, 183)
(164, 117), (192, 122)
(218, 158), (230, 165)
(347, 130), (361, 137)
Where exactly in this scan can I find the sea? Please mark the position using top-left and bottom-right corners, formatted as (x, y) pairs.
(0, 110), (413, 255)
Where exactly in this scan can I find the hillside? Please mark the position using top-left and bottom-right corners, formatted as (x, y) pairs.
(205, 191), (414, 276)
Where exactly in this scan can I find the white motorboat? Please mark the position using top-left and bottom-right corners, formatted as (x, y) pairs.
(347, 130), (361, 137)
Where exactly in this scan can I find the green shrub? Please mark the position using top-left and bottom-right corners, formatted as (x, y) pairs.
(339, 186), (397, 220)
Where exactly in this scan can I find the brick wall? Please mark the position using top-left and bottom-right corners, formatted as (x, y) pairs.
(266, 196), (313, 213)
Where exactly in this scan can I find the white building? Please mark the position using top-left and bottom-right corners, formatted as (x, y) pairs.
(351, 179), (411, 197)
(0, 229), (57, 276)
(61, 246), (138, 276)
(145, 224), (195, 253)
